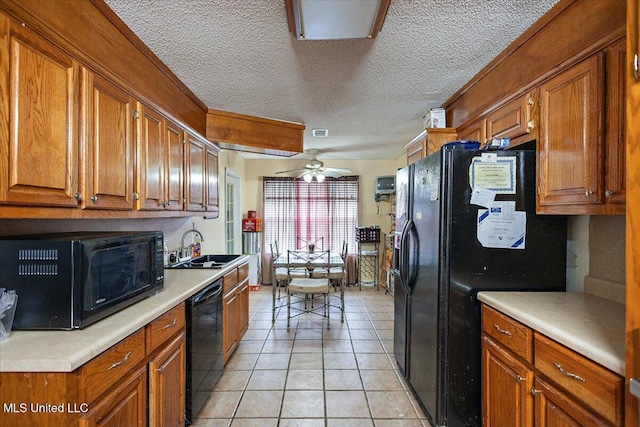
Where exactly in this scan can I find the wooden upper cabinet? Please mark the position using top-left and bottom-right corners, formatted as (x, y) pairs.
(136, 104), (185, 211)
(0, 18), (80, 207)
(136, 103), (164, 210)
(537, 54), (605, 212)
(486, 90), (537, 147)
(404, 128), (457, 164)
(205, 144), (219, 215)
(185, 132), (206, 212)
(81, 70), (135, 210)
(165, 119), (184, 211)
(603, 38), (626, 208)
(457, 118), (486, 145)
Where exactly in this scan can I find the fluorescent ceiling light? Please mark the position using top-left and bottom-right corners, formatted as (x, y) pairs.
(285, 0), (390, 40)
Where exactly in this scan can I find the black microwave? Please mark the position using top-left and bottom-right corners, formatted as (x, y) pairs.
(0, 231), (164, 330)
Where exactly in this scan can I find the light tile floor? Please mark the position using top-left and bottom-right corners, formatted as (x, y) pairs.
(193, 285), (428, 427)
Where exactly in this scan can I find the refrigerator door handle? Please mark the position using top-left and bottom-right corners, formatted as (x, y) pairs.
(407, 220), (419, 290)
(399, 219), (412, 283)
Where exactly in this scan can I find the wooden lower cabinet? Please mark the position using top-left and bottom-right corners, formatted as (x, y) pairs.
(533, 376), (606, 427)
(482, 336), (534, 427)
(148, 332), (185, 427)
(481, 304), (623, 426)
(79, 365), (147, 427)
(0, 303), (186, 427)
(222, 262), (250, 364)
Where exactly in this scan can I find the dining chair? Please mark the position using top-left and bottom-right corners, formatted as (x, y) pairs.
(271, 241), (308, 322)
(328, 241), (347, 322)
(329, 241), (347, 290)
(296, 236), (324, 252)
(286, 249), (332, 329)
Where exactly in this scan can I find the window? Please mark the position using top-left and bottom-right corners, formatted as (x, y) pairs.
(263, 176), (358, 255)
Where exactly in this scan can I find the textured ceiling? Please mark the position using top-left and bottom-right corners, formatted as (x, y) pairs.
(104, 0), (559, 161)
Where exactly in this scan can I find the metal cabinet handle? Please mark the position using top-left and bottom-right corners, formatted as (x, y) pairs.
(74, 193), (82, 201)
(585, 190), (593, 197)
(531, 387), (541, 395)
(107, 351), (131, 371)
(162, 319), (178, 330)
(605, 190), (614, 197)
(132, 192), (140, 201)
(554, 362), (586, 382)
(516, 375), (525, 383)
(634, 54), (639, 79)
(493, 324), (512, 337)
(90, 195), (98, 203)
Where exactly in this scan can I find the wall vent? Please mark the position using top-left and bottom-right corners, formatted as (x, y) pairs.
(312, 129), (328, 137)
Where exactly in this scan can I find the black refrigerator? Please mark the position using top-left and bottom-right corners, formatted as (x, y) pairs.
(393, 145), (567, 426)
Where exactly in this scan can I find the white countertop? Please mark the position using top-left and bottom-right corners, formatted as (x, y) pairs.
(0, 256), (249, 373)
(477, 291), (625, 376)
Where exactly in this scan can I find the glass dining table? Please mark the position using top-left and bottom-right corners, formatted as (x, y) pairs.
(271, 250), (345, 322)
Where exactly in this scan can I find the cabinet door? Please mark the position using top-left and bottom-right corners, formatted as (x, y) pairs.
(82, 71), (134, 210)
(80, 365), (147, 427)
(538, 55), (604, 209)
(486, 92), (536, 145)
(457, 118), (486, 145)
(137, 103), (164, 210)
(604, 38), (626, 209)
(425, 128), (458, 155)
(405, 138), (424, 165)
(222, 290), (239, 364)
(148, 332), (185, 427)
(236, 280), (250, 340)
(0, 19), (80, 207)
(482, 336), (534, 427)
(185, 133), (206, 211)
(205, 144), (219, 215)
(165, 119), (184, 211)
(533, 377), (605, 427)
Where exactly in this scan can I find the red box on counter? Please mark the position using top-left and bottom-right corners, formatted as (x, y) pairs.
(242, 218), (263, 232)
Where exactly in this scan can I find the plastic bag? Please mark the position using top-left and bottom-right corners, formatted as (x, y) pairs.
(0, 288), (18, 341)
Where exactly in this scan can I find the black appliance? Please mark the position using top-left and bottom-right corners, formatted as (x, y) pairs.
(185, 279), (224, 425)
(393, 146), (567, 426)
(0, 231), (164, 330)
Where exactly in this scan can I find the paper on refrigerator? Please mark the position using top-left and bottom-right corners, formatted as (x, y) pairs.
(477, 202), (526, 249)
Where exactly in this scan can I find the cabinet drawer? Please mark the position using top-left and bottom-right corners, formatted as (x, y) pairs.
(238, 262), (249, 282)
(223, 268), (238, 294)
(146, 303), (185, 355)
(534, 333), (623, 426)
(78, 328), (146, 405)
(482, 305), (533, 363)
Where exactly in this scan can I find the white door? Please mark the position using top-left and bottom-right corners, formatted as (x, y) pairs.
(225, 169), (242, 254)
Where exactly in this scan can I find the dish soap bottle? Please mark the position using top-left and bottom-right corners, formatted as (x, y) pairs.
(193, 234), (202, 258)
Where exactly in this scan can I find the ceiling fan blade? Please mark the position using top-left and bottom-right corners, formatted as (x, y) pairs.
(322, 167), (352, 174)
(321, 170), (343, 178)
(275, 168), (308, 174)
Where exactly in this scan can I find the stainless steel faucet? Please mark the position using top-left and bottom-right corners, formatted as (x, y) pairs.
(180, 229), (204, 258)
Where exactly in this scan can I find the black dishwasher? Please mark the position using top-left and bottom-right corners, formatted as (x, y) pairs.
(185, 279), (223, 425)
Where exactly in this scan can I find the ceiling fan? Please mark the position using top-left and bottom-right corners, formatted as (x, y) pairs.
(275, 149), (352, 182)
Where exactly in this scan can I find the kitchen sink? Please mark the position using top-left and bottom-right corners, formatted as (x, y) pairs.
(166, 254), (243, 269)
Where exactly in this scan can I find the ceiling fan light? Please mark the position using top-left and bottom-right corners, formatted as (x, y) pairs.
(316, 173), (325, 183)
(303, 174), (313, 183)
